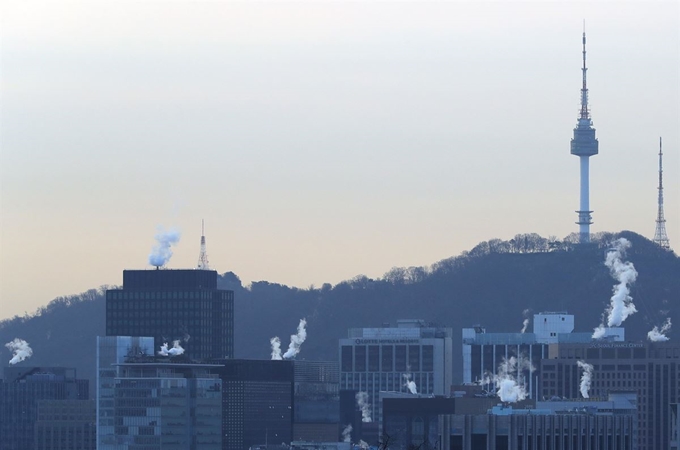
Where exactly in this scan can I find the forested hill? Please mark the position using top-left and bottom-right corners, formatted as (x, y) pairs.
(1, 231), (678, 387)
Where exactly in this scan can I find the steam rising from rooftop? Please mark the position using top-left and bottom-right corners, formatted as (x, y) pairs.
(648, 318), (672, 342)
(494, 355), (534, 403)
(158, 340), (185, 356)
(148, 226), (181, 268)
(5, 338), (33, 365)
(577, 360), (593, 398)
(402, 373), (418, 394)
(270, 337), (282, 360)
(521, 309), (531, 333)
(356, 391), (372, 422)
(282, 318), (307, 359)
(342, 424), (353, 443)
(592, 238), (638, 338)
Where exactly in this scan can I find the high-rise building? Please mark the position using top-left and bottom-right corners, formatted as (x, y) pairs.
(0, 367), (89, 450)
(106, 269), (234, 360)
(33, 399), (96, 450)
(96, 336), (155, 449)
(539, 341), (680, 450)
(210, 359), (295, 450)
(105, 358), (223, 450)
(570, 31), (599, 244)
(293, 360), (340, 442)
(339, 320), (453, 423)
(462, 312), (623, 398)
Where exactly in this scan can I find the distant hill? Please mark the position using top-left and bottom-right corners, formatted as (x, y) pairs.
(1, 231), (678, 389)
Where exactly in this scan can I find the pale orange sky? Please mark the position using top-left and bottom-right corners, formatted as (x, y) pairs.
(1, 1), (678, 320)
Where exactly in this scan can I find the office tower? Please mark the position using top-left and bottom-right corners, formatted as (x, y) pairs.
(96, 336), (155, 448)
(540, 341), (680, 450)
(104, 358), (223, 450)
(0, 367), (89, 450)
(570, 32), (599, 244)
(462, 312), (623, 397)
(293, 360), (340, 442)
(106, 269), (234, 360)
(210, 359), (295, 450)
(448, 393), (636, 450)
(339, 320), (453, 423)
(33, 399), (96, 450)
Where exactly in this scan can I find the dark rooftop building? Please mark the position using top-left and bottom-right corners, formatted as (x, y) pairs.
(210, 359), (295, 450)
(34, 399), (96, 450)
(106, 269), (234, 360)
(0, 367), (89, 450)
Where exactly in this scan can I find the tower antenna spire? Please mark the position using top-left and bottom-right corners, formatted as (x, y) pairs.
(570, 29), (599, 244)
(653, 137), (671, 249)
(197, 219), (210, 270)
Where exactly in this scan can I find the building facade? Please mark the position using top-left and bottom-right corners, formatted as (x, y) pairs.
(102, 359), (223, 450)
(462, 312), (623, 398)
(540, 341), (680, 450)
(0, 367), (89, 450)
(339, 320), (453, 423)
(97, 336), (156, 449)
(106, 269), (234, 360)
(447, 394), (636, 450)
(210, 359), (295, 450)
(293, 360), (340, 442)
(33, 399), (96, 450)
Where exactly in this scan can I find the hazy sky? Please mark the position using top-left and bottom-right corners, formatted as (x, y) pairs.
(1, 1), (678, 320)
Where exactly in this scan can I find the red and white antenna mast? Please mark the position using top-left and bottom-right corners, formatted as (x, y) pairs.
(197, 219), (210, 269)
(653, 137), (671, 249)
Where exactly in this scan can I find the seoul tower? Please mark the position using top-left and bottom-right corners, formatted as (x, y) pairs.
(570, 31), (599, 244)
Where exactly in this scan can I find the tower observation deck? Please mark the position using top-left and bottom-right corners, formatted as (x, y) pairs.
(570, 31), (599, 244)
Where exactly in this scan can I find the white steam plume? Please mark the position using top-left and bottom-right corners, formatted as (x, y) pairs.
(521, 319), (530, 334)
(158, 340), (185, 356)
(342, 424), (353, 443)
(402, 373), (418, 394)
(648, 318), (672, 342)
(577, 360), (594, 398)
(5, 338), (33, 365)
(358, 440), (369, 450)
(283, 318), (307, 359)
(148, 226), (181, 267)
(521, 309), (531, 333)
(592, 238), (638, 338)
(270, 337), (282, 360)
(356, 391), (372, 422)
(494, 356), (534, 403)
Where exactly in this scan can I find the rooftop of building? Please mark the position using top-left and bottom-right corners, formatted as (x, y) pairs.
(346, 320), (452, 339)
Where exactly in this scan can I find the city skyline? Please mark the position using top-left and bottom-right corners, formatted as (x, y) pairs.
(1, 1), (679, 320)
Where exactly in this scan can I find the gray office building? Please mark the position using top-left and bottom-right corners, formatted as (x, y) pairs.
(462, 312), (623, 399)
(540, 340), (680, 450)
(339, 320), (453, 423)
(447, 393), (636, 450)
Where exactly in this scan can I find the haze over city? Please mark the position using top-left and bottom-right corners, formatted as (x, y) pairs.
(1, 1), (678, 320)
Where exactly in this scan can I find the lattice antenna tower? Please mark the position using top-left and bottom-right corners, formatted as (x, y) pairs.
(653, 137), (671, 249)
(197, 219), (210, 270)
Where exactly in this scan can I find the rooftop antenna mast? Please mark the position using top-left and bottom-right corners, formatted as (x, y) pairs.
(197, 219), (210, 270)
(570, 26), (599, 244)
(653, 137), (671, 249)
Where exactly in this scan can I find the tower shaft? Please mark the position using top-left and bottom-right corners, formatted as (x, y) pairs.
(653, 137), (670, 249)
(570, 31), (598, 244)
